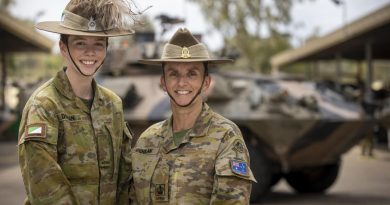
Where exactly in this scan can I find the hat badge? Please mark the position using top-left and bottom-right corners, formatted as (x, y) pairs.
(181, 47), (191, 58)
(88, 17), (97, 31)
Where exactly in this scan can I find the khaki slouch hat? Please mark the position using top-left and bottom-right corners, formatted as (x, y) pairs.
(36, 0), (139, 37)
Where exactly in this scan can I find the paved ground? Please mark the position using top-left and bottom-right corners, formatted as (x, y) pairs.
(258, 145), (390, 205)
(1, 142), (389, 205)
(0, 142), (25, 205)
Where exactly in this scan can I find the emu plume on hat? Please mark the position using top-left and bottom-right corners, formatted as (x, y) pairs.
(139, 28), (233, 65)
(36, 0), (139, 37)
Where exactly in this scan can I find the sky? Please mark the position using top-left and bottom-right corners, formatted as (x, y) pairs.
(8, 0), (390, 51)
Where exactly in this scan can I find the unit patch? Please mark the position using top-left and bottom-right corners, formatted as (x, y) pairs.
(230, 160), (248, 176)
(26, 124), (46, 138)
(232, 139), (245, 153)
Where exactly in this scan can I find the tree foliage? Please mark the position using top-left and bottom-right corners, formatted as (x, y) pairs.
(190, 0), (297, 73)
(0, 0), (15, 10)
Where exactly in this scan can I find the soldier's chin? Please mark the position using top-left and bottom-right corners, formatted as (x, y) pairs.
(174, 99), (193, 107)
(79, 67), (98, 76)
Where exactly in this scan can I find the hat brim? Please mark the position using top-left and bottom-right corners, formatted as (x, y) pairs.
(138, 58), (233, 66)
(36, 21), (134, 37)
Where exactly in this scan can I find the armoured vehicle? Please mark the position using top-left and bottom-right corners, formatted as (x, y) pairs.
(97, 31), (370, 202)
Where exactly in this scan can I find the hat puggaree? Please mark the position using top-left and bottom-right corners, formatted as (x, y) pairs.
(139, 28), (233, 65)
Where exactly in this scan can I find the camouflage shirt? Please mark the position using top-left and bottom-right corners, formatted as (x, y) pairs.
(131, 103), (256, 205)
(18, 69), (133, 205)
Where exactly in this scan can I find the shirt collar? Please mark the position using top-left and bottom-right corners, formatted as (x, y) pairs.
(160, 103), (214, 153)
(53, 68), (105, 112)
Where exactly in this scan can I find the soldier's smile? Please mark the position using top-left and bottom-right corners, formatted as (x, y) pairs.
(175, 90), (192, 95)
(79, 59), (99, 71)
(80, 60), (96, 65)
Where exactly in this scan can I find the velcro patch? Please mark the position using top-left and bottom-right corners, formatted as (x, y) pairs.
(232, 139), (245, 153)
(26, 123), (46, 138)
(230, 160), (248, 176)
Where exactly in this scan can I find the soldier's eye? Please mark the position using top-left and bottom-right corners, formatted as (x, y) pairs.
(75, 41), (85, 45)
(168, 72), (178, 77)
(188, 72), (198, 78)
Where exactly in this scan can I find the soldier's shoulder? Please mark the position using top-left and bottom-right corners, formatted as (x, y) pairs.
(139, 121), (165, 139)
(210, 111), (241, 135)
(25, 79), (57, 107)
(135, 121), (165, 148)
(97, 85), (122, 103)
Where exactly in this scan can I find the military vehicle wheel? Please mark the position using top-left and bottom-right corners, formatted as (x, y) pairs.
(270, 173), (282, 187)
(247, 144), (272, 202)
(285, 161), (340, 193)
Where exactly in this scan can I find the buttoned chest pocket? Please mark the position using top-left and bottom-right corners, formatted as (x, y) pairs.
(131, 148), (160, 204)
(58, 116), (99, 182)
(173, 147), (216, 195)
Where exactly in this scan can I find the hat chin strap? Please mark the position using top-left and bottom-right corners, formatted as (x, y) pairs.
(163, 71), (206, 108)
(65, 40), (105, 77)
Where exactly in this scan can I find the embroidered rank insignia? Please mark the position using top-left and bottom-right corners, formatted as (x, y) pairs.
(230, 160), (248, 176)
(155, 184), (165, 196)
(154, 183), (169, 201)
(26, 124), (46, 138)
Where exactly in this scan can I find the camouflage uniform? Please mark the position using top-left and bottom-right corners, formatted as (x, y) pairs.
(18, 69), (133, 205)
(131, 103), (256, 205)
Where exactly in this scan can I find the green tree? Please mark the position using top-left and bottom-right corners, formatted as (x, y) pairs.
(190, 0), (301, 73)
(0, 0), (15, 10)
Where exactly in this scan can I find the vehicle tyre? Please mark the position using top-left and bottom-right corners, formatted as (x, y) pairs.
(285, 161), (340, 193)
(270, 173), (282, 187)
(247, 143), (272, 202)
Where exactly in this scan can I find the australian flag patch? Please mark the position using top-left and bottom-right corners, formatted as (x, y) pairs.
(230, 160), (248, 176)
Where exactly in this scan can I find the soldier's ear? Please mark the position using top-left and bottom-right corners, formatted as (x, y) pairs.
(160, 75), (167, 91)
(203, 75), (211, 91)
(59, 41), (67, 57)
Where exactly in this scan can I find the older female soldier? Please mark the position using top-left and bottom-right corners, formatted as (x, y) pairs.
(131, 28), (257, 205)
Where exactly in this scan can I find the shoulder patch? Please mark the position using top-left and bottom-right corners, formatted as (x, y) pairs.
(232, 139), (245, 153)
(230, 160), (248, 177)
(26, 123), (46, 138)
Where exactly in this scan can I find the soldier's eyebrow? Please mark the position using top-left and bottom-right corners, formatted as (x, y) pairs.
(72, 37), (87, 41)
(165, 66), (178, 73)
(72, 37), (106, 42)
(189, 66), (202, 73)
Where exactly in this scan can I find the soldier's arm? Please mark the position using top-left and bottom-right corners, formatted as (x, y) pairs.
(211, 129), (257, 205)
(18, 103), (80, 205)
(210, 176), (252, 205)
(117, 122), (133, 205)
